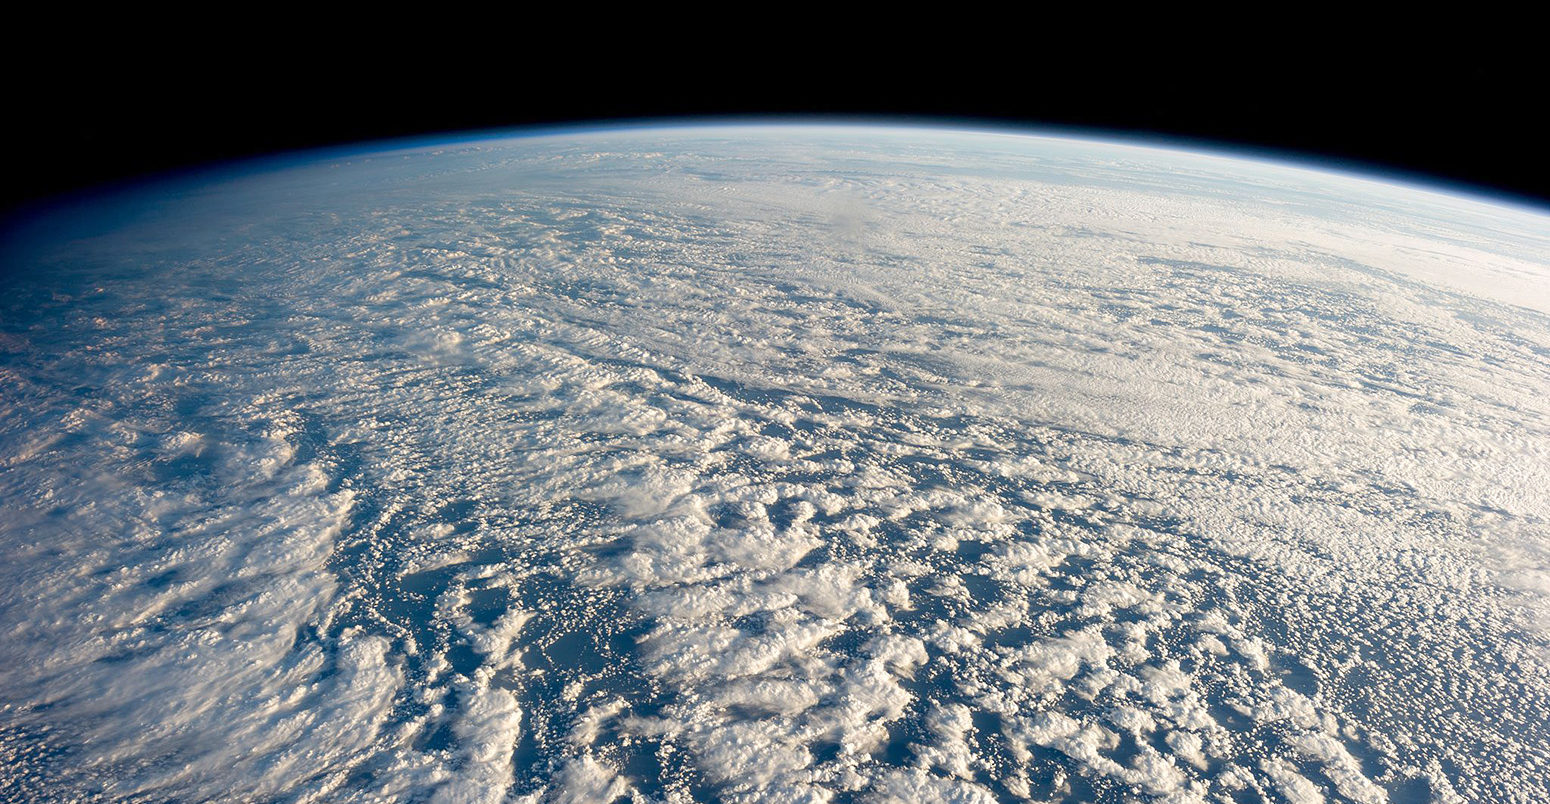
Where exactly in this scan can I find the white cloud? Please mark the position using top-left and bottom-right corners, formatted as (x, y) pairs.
(3, 124), (1546, 802)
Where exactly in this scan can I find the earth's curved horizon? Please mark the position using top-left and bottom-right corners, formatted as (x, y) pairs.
(2, 123), (1547, 802)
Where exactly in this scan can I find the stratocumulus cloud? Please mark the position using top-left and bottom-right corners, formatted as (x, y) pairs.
(1, 125), (1547, 802)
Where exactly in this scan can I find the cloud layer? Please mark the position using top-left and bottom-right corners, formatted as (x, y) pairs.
(2, 126), (1547, 802)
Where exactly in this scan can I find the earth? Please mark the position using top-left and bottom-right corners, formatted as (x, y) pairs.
(1, 124), (1548, 803)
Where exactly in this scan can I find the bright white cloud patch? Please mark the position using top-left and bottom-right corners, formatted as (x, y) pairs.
(1, 125), (1548, 802)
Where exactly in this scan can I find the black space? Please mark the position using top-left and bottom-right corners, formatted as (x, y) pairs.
(4, 33), (1544, 215)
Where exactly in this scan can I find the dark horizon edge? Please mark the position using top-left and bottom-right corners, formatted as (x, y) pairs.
(6, 114), (1549, 235)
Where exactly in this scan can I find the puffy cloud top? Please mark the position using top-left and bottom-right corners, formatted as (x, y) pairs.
(1, 125), (1547, 802)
